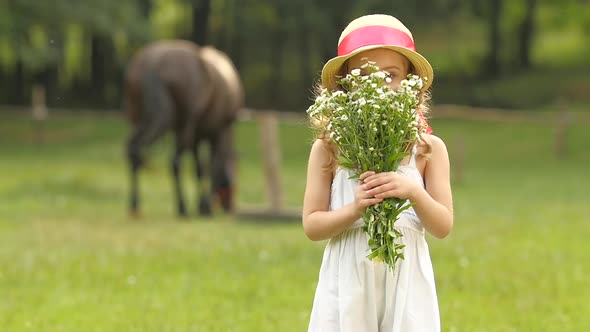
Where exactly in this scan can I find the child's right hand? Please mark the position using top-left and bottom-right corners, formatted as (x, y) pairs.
(354, 171), (383, 213)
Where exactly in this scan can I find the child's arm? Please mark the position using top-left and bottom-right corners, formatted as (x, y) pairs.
(362, 135), (454, 238)
(302, 140), (382, 241)
(409, 135), (454, 238)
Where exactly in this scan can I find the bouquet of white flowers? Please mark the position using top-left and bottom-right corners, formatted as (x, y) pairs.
(306, 60), (427, 270)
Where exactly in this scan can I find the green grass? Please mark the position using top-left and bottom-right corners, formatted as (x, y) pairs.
(1, 110), (589, 331)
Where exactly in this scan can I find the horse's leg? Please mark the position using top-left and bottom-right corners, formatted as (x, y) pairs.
(192, 140), (212, 216)
(126, 118), (170, 217)
(210, 126), (235, 213)
(127, 127), (143, 217)
(133, 69), (174, 216)
(172, 133), (188, 218)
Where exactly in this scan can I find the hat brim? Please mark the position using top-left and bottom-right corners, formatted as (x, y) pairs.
(321, 45), (434, 91)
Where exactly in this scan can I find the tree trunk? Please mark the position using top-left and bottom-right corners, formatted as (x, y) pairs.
(192, 0), (212, 46)
(320, 10), (347, 69)
(298, 2), (313, 92)
(0, 68), (7, 103)
(139, 0), (152, 18)
(91, 35), (106, 99)
(230, 0), (243, 71)
(268, 0), (289, 108)
(91, 34), (116, 107)
(14, 60), (26, 105)
(517, 0), (536, 69)
(312, 0), (352, 69)
(32, 66), (57, 107)
(268, 29), (285, 106)
(484, 0), (503, 77)
(221, 0), (233, 52)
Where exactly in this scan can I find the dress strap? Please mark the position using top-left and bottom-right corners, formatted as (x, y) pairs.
(408, 144), (418, 168)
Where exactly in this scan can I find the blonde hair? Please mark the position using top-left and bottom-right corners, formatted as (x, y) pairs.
(310, 58), (433, 173)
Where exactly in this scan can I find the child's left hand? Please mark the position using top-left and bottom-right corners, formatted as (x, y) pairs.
(361, 171), (421, 201)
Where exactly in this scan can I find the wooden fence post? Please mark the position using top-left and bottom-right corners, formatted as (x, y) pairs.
(32, 85), (48, 144)
(258, 112), (283, 212)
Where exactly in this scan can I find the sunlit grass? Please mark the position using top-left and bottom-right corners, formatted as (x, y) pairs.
(0, 111), (589, 331)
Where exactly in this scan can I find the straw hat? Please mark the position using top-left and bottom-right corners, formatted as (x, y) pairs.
(321, 14), (434, 91)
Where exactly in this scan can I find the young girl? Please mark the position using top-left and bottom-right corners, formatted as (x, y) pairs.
(303, 14), (454, 331)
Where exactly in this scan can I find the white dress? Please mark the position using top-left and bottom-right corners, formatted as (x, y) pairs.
(308, 147), (440, 332)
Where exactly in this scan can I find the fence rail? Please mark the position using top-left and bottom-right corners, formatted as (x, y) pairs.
(1, 104), (589, 124)
(240, 105), (590, 124)
(1, 102), (585, 218)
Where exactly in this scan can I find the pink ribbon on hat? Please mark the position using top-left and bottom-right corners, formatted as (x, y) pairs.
(338, 25), (416, 56)
(339, 25), (432, 134)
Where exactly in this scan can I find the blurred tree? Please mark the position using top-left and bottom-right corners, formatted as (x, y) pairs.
(485, 0), (503, 77)
(296, 0), (313, 92)
(151, 0), (192, 39)
(230, 0), (243, 70)
(191, 0), (212, 45)
(0, 0), (588, 110)
(517, 0), (537, 69)
(139, 0), (153, 18)
(90, 34), (116, 104)
(0, 0), (150, 106)
(268, 0), (289, 104)
(311, 0), (355, 67)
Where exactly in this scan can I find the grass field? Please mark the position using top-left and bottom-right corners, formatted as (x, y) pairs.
(1, 110), (589, 331)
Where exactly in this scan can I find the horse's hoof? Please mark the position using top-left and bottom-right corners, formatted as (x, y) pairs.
(199, 197), (212, 216)
(221, 199), (233, 214)
(217, 187), (233, 214)
(198, 207), (212, 217)
(129, 209), (142, 220)
(177, 207), (189, 219)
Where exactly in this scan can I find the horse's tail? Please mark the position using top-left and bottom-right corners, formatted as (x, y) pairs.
(127, 69), (173, 167)
(137, 69), (173, 146)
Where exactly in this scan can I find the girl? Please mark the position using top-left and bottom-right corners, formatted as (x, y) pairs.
(303, 14), (454, 331)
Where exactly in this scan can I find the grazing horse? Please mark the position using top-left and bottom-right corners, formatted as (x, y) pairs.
(124, 40), (243, 217)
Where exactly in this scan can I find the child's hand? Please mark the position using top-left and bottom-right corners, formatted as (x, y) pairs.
(361, 171), (420, 201)
(353, 171), (383, 213)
